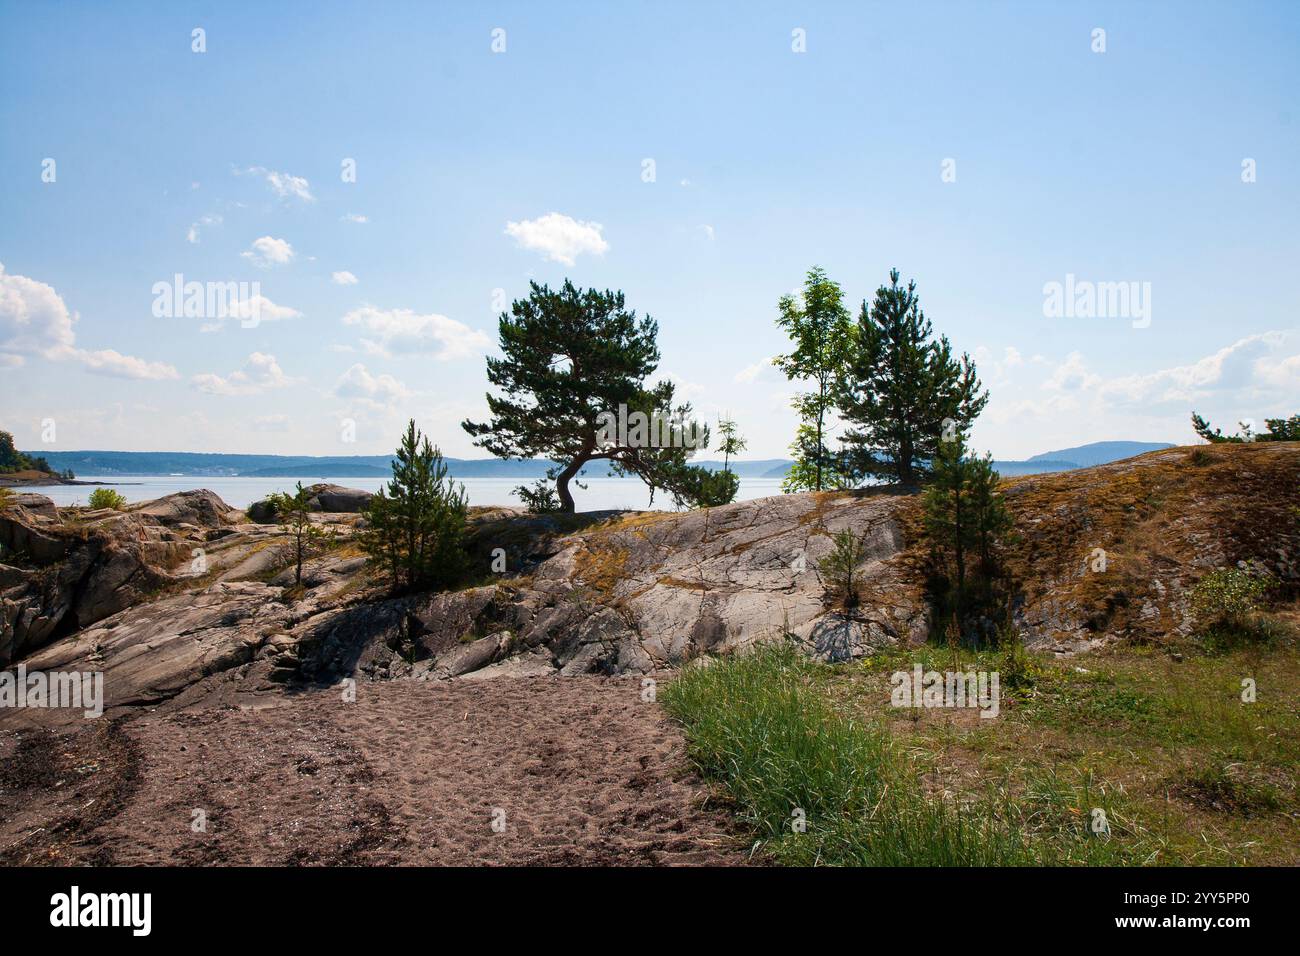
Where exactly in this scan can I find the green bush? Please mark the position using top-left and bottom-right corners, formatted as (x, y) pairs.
(88, 488), (128, 510)
(1192, 568), (1267, 624)
(1191, 568), (1279, 649)
(513, 479), (562, 514)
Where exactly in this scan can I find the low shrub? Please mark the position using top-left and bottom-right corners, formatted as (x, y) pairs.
(87, 488), (128, 511)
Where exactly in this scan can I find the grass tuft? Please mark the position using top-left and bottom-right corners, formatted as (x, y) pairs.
(661, 640), (1136, 865)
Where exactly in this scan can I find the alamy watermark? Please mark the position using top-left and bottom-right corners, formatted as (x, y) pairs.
(50, 886), (150, 936)
(596, 404), (704, 450)
(1, 665), (103, 719)
(1042, 274), (1151, 328)
(890, 665), (1000, 718)
(151, 274), (264, 327)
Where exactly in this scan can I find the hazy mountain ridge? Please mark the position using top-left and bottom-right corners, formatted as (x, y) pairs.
(26, 443), (1173, 479)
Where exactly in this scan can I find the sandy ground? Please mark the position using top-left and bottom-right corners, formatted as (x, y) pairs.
(0, 677), (746, 866)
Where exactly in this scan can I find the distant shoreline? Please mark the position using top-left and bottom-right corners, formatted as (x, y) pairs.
(0, 475), (136, 488)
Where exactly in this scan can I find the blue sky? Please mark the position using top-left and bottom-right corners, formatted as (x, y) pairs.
(2, 0), (1298, 460)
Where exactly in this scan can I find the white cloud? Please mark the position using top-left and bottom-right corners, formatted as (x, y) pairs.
(975, 330), (1300, 457)
(340, 213), (368, 224)
(239, 166), (314, 202)
(699, 224), (715, 241)
(341, 305), (490, 360)
(193, 352), (293, 395)
(332, 271), (359, 286)
(734, 358), (772, 384)
(0, 262), (178, 379)
(1094, 332), (1295, 407)
(187, 213), (223, 244)
(201, 295), (302, 328)
(241, 236), (295, 267)
(1043, 351), (1102, 392)
(973, 344), (1027, 382)
(662, 371), (706, 403)
(333, 362), (410, 409)
(504, 212), (608, 266)
(76, 348), (180, 380)
(0, 262), (77, 355)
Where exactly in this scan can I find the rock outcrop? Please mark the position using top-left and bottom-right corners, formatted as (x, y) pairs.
(246, 483), (375, 523)
(4, 443), (1297, 723)
(0, 489), (359, 668)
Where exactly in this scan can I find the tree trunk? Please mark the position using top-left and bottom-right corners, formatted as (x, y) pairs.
(815, 387), (825, 491)
(555, 453), (590, 514)
(898, 434), (914, 486)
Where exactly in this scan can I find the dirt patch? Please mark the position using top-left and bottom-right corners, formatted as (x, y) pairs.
(0, 719), (142, 865)
(0, 677), (744, 866)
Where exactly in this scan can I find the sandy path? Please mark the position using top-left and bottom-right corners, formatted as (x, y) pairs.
(0, 677), (745, 866)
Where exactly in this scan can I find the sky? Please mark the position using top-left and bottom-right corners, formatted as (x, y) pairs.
(2, 0), (1298, 461)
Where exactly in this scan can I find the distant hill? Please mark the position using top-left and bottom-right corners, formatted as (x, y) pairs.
(761, 459), (1080, 479)
(1027, 441), (1174, 468)
(25, 443), (1176, 480)
(759, 442), (1176, 480)
(989, 459), (1081, 476)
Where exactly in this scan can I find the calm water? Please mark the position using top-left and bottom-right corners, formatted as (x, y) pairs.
(36, 475), (787, 512)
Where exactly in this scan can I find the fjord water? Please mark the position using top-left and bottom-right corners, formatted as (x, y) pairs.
(36, 476), (788, 512)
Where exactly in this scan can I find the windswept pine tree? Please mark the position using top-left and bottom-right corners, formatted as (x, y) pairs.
(463, 280), (727, 512)
(838, 269), (987, 486)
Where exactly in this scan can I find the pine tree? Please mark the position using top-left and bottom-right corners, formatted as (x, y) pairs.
(361, 420), (468, 592)
(923, 439), (1012, 633)
(774, 267), (855, 491)
(838, 269), (987, 486)
(717, 416), (746, 475)
(267, 481), (327, 586)
(463, 280), (713, 512)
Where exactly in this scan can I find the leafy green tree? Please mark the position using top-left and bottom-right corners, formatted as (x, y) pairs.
(266, 481), (328, 586)
(774, 267), (855, 492)
(0, 430), (53, 475)
(716, 416), (747, 475)
(1192, 411), (1299, 443)
(463, 280), (713, 512)
(838, 269), (987, 486)
(0, 431), (22, 472)
(782, 426), (856, 493)
(360, 420), (468, 591)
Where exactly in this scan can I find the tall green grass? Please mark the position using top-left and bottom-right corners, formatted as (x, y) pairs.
(661, 640), (1137, 865)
